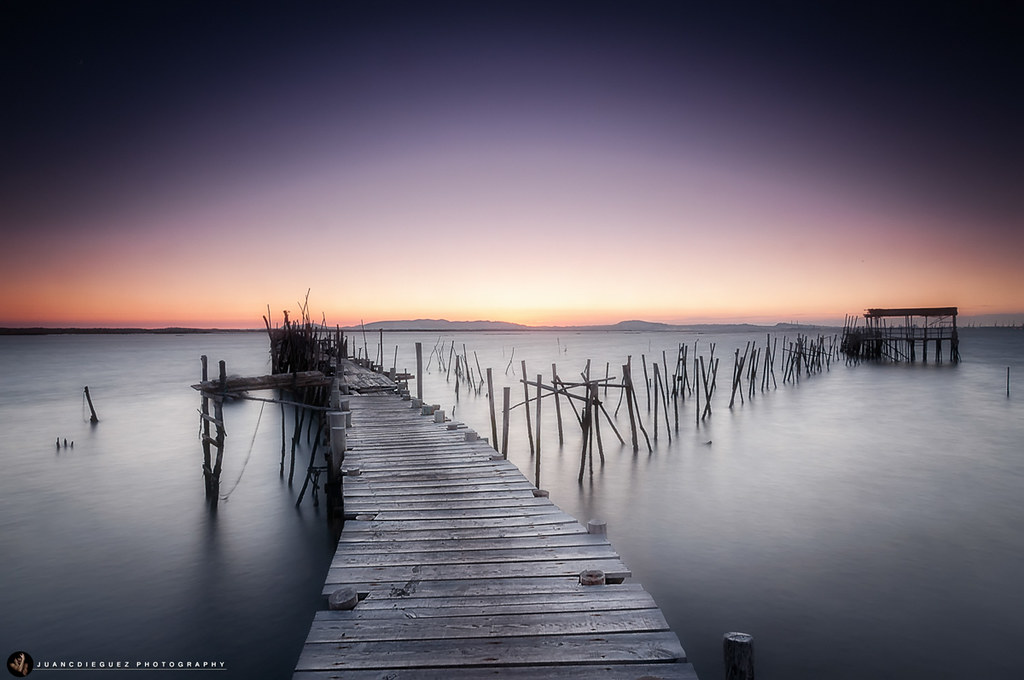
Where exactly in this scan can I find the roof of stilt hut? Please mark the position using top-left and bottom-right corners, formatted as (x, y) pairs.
(864, 307), (958, 318)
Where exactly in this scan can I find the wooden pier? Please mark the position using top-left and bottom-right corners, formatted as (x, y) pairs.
(841, 306), (960, 363)
(294, 391), (696, 679)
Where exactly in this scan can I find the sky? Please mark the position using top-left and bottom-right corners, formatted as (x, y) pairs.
(2, 0), (1022, 328)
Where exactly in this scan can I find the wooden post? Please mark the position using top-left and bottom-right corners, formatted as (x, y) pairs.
(446, 341), (455, 381)
(729, 349), (740, 408)
(200, 356), (212, 497)
(83, 386), (99, 423)
(289, 403), (304, 484)
(1008, 367), (1011, 397)
(475, 352), (486, 392)
(695, 355), (701, 426)
(590, 382), (605, 463)
(486, 368), (499, 452)
(534, 374), (542, 489)
(641, 354), (651, 410)
(623, 363), (638, 452)
(659, 363), (672, 440)
(211, 395), (225, 507)
(653, 363), (660, 441)
(627, 363), (653, 452)
(279, 402), (286, 474)
(552, 363), (564, 445)
(521, 360), (534, 454)
(415, 342), (423, 401)
(724, 632), (755, 680)
(501, 386), (511, 459)
(578, 396), (591, 482)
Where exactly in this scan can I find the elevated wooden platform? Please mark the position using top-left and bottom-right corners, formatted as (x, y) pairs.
(336, 358), (401, 393)
(842, 306), (960, 363)
(294, 394), (696, 679)
(191, 370), (331, 394)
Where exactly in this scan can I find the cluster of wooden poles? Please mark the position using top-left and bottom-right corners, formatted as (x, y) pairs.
(264, 293), (346, 376)
(195, 355), (336, 510)
(418, 333), (838, 485)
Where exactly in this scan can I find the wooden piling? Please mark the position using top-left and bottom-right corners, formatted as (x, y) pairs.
(534, 374), (542, 489)
(83, 386), (99, 423)
(695, 355), (701, 426)
(729, 349), (741, 408)
(200, 356), (213, 497)
(590, 382), (605, 463)
(551, 363), (564, 445)
(658, 363), (671, 440)
(211, 395), (225, 506)
(501, 386), (511, 459)
(486, 368), (498, 452)
(289, 402), (304, 484)
(521, 360), (534, 454)
(578, 396), (591, 482)
(279, 402), (286, 474)
(415, 342), (423, 401)
(641, 354), (651, 410)
(724, 631), (755, 680)
(653, 363), (660, 441)
(622, 363), (639, 452)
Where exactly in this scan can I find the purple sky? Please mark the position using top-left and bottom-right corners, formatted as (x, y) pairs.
(2, 1), (1021, 326)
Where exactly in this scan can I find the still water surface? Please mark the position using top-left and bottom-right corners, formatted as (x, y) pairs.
(2, 328), (1022, 678)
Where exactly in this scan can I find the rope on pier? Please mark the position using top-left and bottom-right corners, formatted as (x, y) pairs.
(220, 402), (265, 501)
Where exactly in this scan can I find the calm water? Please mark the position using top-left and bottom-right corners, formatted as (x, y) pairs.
(2, 328), (1023, 678)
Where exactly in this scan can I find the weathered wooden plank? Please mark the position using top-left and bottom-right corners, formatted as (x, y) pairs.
(335, 523), (591, 543)
(333, 590), (656, 615)
(339, 513), (579, 533)
(328, 597), (656, 618)
(352, 460), (516, 475)
(344, 495), (539, 511)
(345, 457), (500, 469)
(365, 506), (563, 521)
(345, 451), (497, 464)
(305, 608), (670, 643)
(191, 370), (331, 393)
(350, 472), (527, 488)
(324, 557), (631, 587)
(343, 495), (551, 512)
(335, 532), (612, 555)
(351, 577), (618, 599)
(293, 661), (699, 680)
(344, 439), (490, 449)
(294, 631), (685, 670)
(329, 543), (620, 568)
(343, 482), (537, 497)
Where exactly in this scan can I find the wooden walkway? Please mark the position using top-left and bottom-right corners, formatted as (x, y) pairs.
(294, 393), (697, 679)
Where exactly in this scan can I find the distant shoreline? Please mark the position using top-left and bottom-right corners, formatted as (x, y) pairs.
(0, 327), (264, 336)
(0, 322), (829, 335)
(1, 322), (1019, 336)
